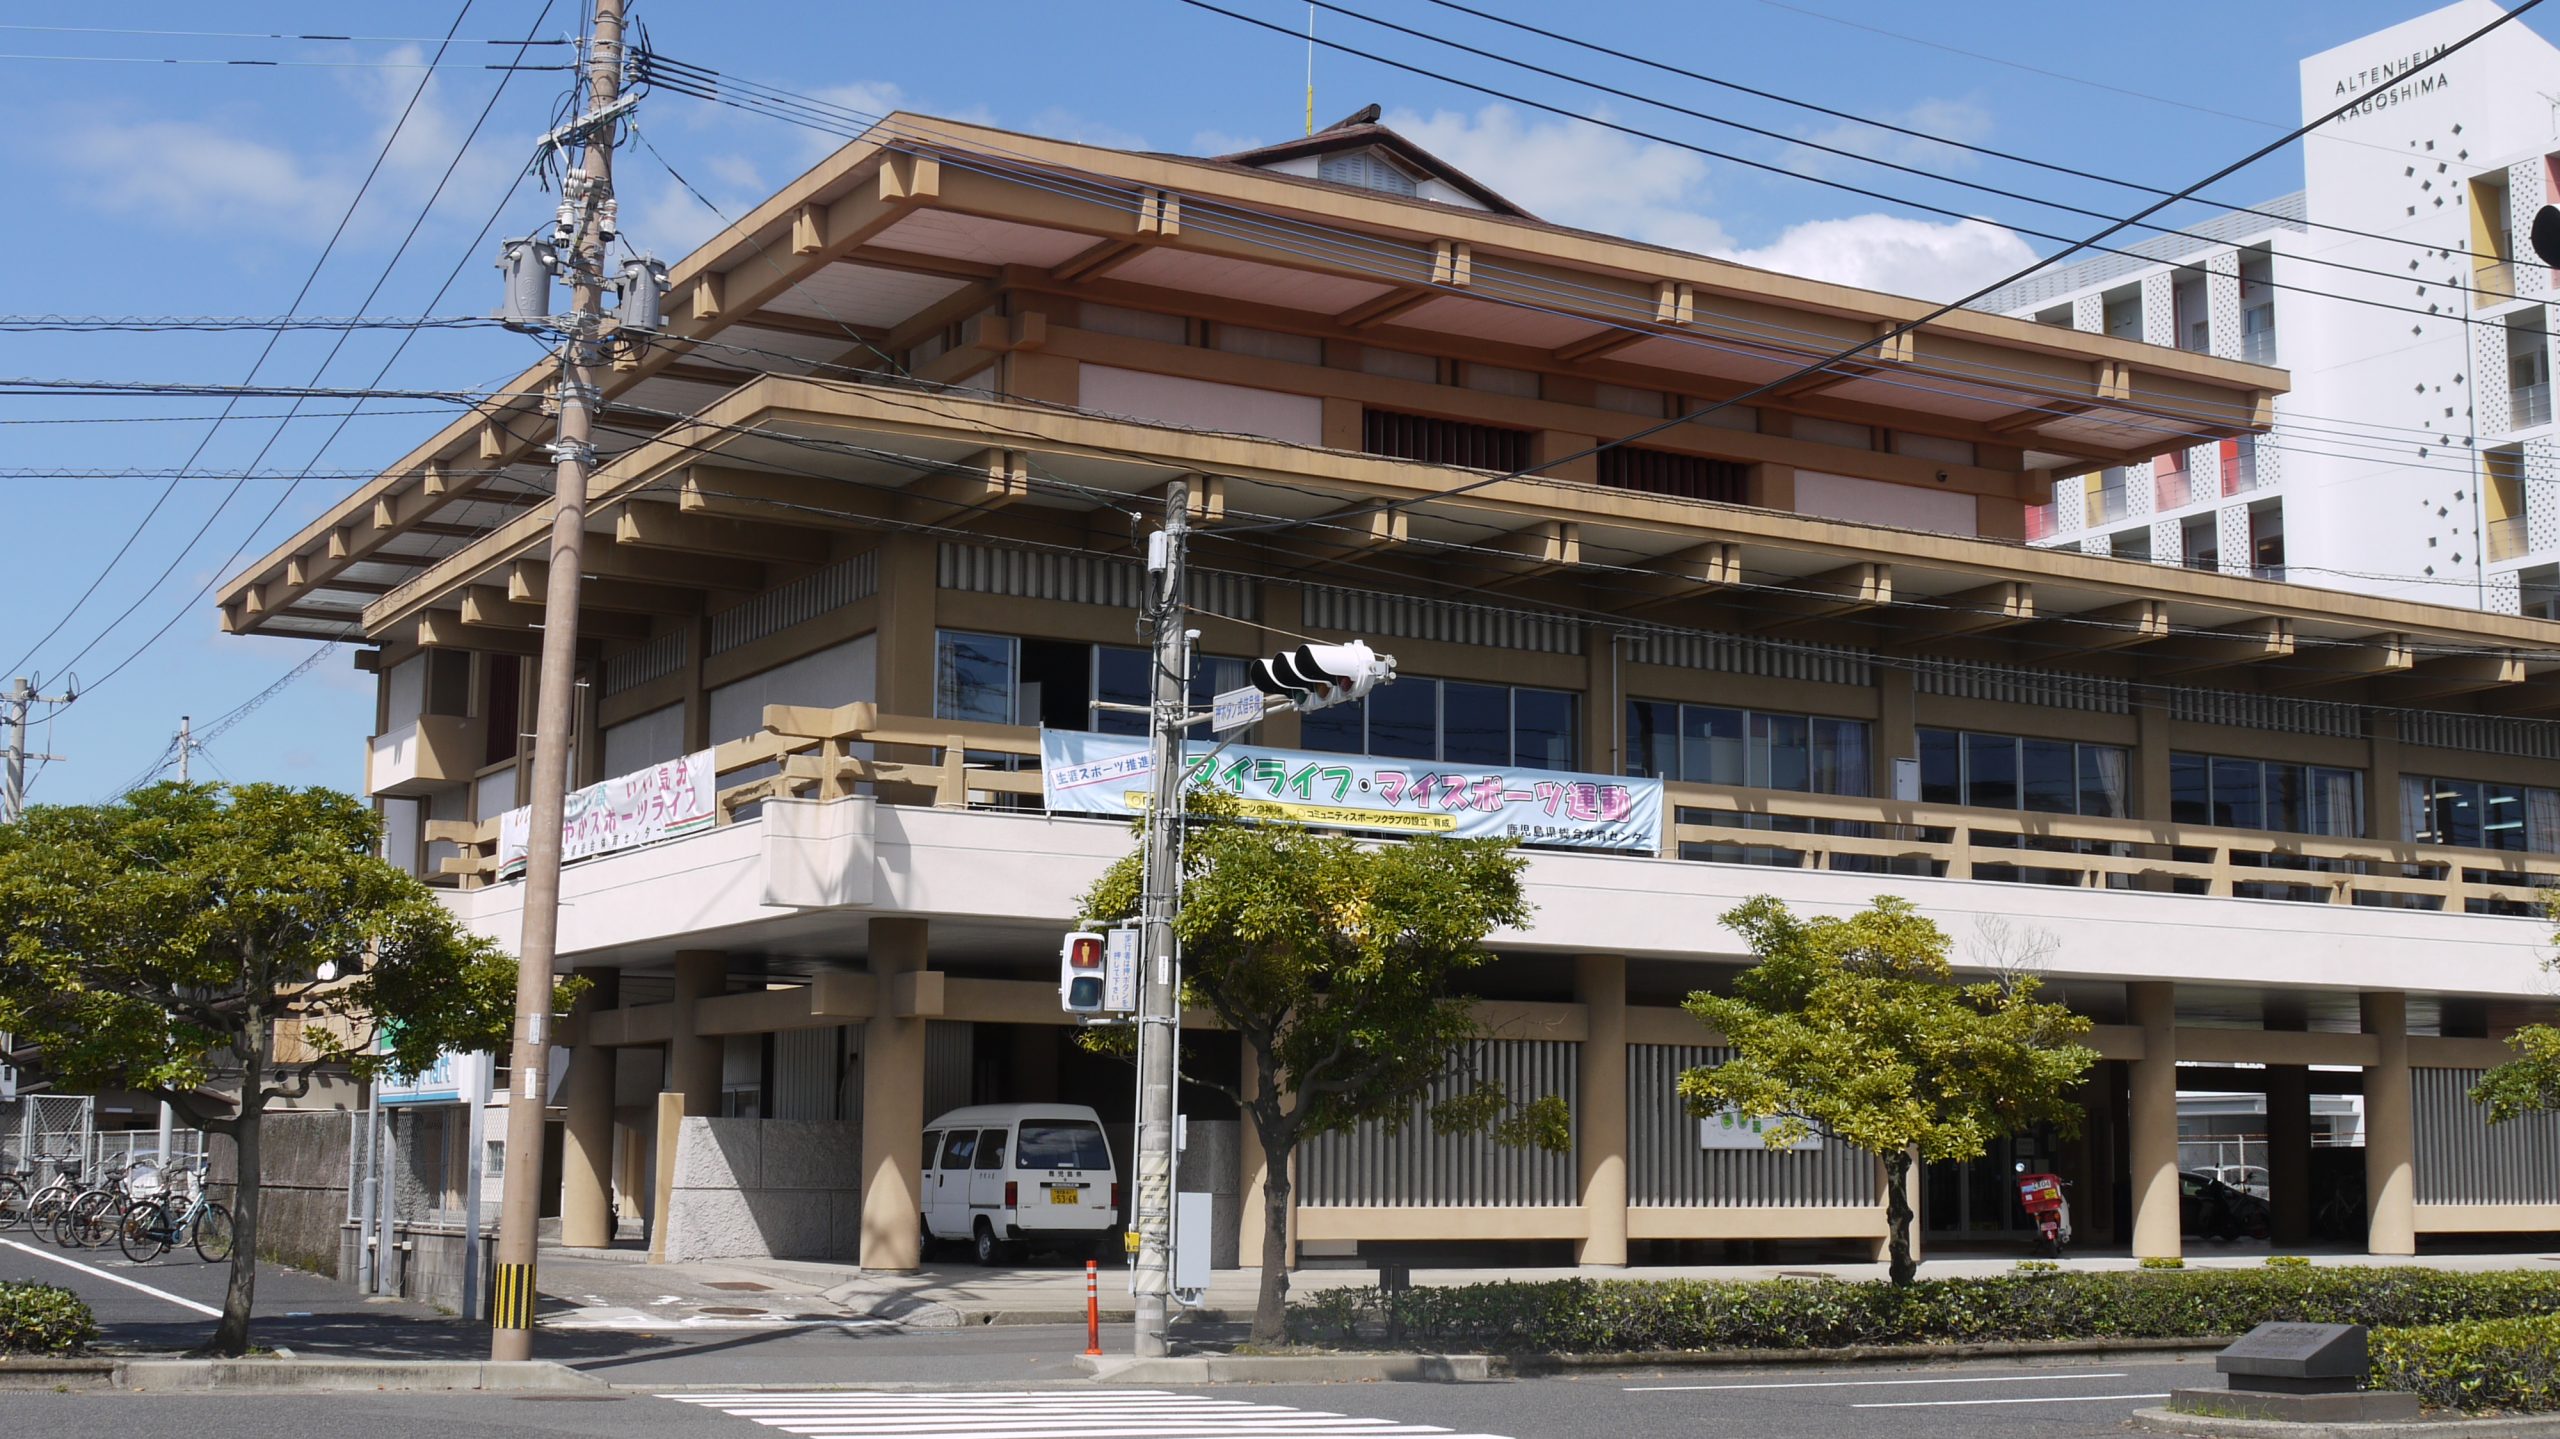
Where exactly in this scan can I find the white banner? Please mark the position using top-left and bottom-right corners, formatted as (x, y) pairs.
(498, 748), (719, 879)
(1040, 730), (1661, 852)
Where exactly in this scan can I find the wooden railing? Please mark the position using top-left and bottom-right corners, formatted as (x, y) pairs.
(423, 703), (2560, 914)
(1668, 782), (2560, 912)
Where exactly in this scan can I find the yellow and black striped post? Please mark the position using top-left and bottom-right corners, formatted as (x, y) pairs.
(492, 1261), (537, 1333)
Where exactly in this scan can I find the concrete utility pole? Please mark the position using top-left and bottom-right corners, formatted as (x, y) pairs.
(2, 676), (72, 824)
(489, 0), (623, 1363)
(1132, 480), (1190, 1356)
(177, 715), (192, 784)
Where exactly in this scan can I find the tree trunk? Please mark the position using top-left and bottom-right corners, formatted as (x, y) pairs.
(1883, 1149), (1918, 1288)
(210, 1038), (264, 1356)
(1253, 1163), (1292, 1345)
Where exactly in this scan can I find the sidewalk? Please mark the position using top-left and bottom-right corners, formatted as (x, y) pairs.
(531, 1242), (2560, 1331)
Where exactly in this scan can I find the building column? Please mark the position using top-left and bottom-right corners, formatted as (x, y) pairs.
(667, 951), (726, 1117)
(1575, 955), (1629, 1267)
(859, 917), (930, 1271)
(2128, 982), (2183, 1260)
(2266, 1065), (2314, 1248)
(1235, 1035), (1295, 1272)
(1874, 666), (1916, 799)
(2364, 990), (2417, 1256)
(559, 969), (619, 1249)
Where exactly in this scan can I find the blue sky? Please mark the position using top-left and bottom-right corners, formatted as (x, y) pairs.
(0, 0), (2522, 804)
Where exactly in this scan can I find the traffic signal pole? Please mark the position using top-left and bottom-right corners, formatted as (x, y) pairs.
(1132, 477), (1188, 1356)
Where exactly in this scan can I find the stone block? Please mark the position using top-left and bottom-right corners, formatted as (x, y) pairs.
(758, 1119), (862, 1191)
(742, 1189), (834, 1260)
(2168, 1388), (2420, 1423)
(671, 1116), (759, 1190)
(664, 1186), (762, 1263)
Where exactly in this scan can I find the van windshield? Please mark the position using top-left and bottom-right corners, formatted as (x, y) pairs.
(1016, 1120), (1110, 1171)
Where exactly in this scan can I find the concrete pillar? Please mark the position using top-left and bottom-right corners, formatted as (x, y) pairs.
(859, 917), (930, 1271)
(1874, 666), (1916, 799)
(559, 970), (620, 1249)
(667, 951), (725, 1117)
(648, 1090), (680, 1264)
(1235, 1035), (1295, 1271)
(2128, 982), (2183, 1260)
(1575, 955), (1630, 1266)
(2266, 1065), (2314, 1248)
(2364, 990), (2417, 1256)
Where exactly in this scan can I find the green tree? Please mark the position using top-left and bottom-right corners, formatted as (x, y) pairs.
(0, 783), (534, 1356)
(1080, 795), (1566, 1343)
(2471, 897), (2560, 1123)
(1680, 895), (2097, 1285)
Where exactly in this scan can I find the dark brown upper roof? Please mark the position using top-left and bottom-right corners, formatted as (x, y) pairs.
(1214, 105), (1532, 218)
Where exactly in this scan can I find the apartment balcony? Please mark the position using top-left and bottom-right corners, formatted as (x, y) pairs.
(2240, 330), (2278, 366)
(2477, 262), (2518, 310)
(425, 703), (2560, 922)
(367, 715), (478, 798)
(2491, 513), (2535, 563)
(2513, 382), (2553, 432)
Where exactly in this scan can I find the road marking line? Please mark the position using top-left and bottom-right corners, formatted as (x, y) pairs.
(667, 1388), (1519, 1439)
(1851, 1392), (2174, 1409)
(1626, 1371), (2129, 1392)
(0, 1238), (221, 1317)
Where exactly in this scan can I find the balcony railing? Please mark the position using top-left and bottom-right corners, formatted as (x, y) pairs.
(421, 705), (2560, 916)
(2154, 465), (2192, 511)
(2091, 484), (2128, 523)
(367, 715), (479, 797)
(2513, 381), (2552, 431)
(2476, 261), (2518, 310)
(2240, 330), (2278, 365)
(2490, 513), (2535, 562)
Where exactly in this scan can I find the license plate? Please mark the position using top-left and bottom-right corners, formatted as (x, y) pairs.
(1049, 1188), (1080, 1206)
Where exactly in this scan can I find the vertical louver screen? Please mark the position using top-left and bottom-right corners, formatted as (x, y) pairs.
(1361, 409), (1532, 471)
(1597, 446), (1747, 503)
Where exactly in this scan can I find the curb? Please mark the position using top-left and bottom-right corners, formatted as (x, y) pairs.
(1078, 1353), (1496, 1384)
(2133, 1405), (2560, 1437)
(1501, 1335), (2231, 1373)
(0, 1357), (608, 1394)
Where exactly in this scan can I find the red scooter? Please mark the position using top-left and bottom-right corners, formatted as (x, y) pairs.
(2016, 1166), (2073, 1258)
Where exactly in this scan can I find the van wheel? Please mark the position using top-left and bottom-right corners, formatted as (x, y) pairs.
(972, 1218), (1014, 1266)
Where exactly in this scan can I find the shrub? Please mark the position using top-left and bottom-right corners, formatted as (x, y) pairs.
(2139, 1256), (2186, 1270)
(2372, 1314), (2560, 1413)
(0, 1280), (95, 1353)
(1288, 1267), (2560, 1355)
(2013, 1260), (2060, 1274)
(2264, 1255), (2311, 1269)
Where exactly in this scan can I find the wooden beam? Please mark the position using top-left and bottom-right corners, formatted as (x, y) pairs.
(1335, 286), (1436, 330)
(1889, 581), (2034, 642)
(1053, 237), (1145, 284)
(460, 585), (653, 640)
(1606, 542), (1740, 612)
(1552, 330), (1649, 364)
(1302, 503), (1407, 567)
(2143, 617), (2296, 676)
(415, 609), (598, 659)
(900, 446), (1028, 524)
(1746, 562), (1892, 629)
(2264, 632), (2416, 691)
(614, 499), (833, 564)
(578, 539), (765, 593)
(1144, 473), (1226, 526)
(679, 464), (903, 531)
(2384, 650), (2529, 703)
(1463, 520), (1580, 584)
(508, 562), (707, 616)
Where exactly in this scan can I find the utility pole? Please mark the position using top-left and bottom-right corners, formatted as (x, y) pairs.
(2, 676), (72, 824)
(177, 715), (192, 784)
(1132, 479), (1190, 1356)
(489, 0), (623, 1363)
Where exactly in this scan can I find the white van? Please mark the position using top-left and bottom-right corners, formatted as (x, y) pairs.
(921, 1103), (1120, 1264)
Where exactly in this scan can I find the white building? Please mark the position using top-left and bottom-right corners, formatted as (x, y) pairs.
(1984, 0), (2560, 618)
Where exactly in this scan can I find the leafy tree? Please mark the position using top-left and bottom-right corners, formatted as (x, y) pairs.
(0, 783), (536, 1356)
(2471, 897), (2560, 1122)
(1680, 895), (2097, 1286)
(1080, 794), (1566, 1343)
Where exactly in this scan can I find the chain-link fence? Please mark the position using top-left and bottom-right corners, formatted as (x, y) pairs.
(1, 1095), (94, 1184)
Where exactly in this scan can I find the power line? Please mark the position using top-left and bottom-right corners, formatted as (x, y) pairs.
(0, 51), (567, 69)
(0, 468), (528, 481)
(1, 0), (492, 684)
(0, 314), (503, 332)
(0, 24), (572, 43)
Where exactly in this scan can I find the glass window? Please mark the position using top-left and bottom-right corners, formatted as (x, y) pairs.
(1299, 699), (1364, 755)
(1811, 718), (1871, 798)
(1441, 682), (1511, 766)
(1514, 688), (1578, 769)
(1964, 733), (2018, 809)
(1094, 646), (1149, 737)
(1682, 706), (1747, 786)
(934, 631), (1016, 725)
(2078, 745), (2129, 818)
(921, 1132), (942, 1172)
(1753, 713), (1811, 792)
(1015, 1120), (1112, 1171)
(1625, 701), (1677, 780)
(2264, 762), (2307, 834)
(2485, 782), (2530, 851)
(973, 1129), (1009, 1170)
(2211, 757), (2263, 831)
(1366, 676), (1439, 760)
(2170, 752), (2211, 826)
(2432, 778), (2485, 849)
(1917, 728), (1961, 805)
(2021, 738), (2077, 814)
(938, 1130), (978, 1169)
(2305, 766), (2362, 837)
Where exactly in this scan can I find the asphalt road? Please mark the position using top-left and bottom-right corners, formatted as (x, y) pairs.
(1, 1358), (2218, 1438)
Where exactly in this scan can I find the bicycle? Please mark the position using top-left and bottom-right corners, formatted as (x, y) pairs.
(119, 1163), (232, 1263)
(52, 1161), (133, 1250)
(0, 1158), (29, 1232)
(22, 1152), (87, 1234)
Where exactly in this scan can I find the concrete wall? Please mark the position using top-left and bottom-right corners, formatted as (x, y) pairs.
(663, 1115), (865, 1263)
(237, 1110), (348, 1279)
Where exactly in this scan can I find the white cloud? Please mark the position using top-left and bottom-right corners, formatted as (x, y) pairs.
(1719, 214), (2040, 302)
(1387, 103), (1733, 255)
(1788, 97), (1995, 180)
(49, 113), (346, 232)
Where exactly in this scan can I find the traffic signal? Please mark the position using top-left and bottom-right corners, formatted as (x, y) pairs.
(1249, 641), (1396, 713)
(1059, 930), (1107, 1014)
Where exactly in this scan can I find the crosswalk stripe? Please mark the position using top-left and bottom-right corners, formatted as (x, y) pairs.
(664, 1388), (1521, 1439)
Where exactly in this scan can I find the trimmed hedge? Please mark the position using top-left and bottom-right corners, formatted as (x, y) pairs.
(2373, 1314), (2560, 1413)
(1288, 1268), (2560, 1354)
(0, 1280), (95, 1353)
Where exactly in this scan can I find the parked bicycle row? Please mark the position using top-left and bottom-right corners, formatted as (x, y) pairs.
(0, 1154), (232, 1263)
